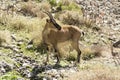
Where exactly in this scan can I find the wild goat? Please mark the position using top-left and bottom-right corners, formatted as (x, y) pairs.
(42, 11), (84, 64)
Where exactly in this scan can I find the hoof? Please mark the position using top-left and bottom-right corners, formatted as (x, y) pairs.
(54, 63), (61, 68)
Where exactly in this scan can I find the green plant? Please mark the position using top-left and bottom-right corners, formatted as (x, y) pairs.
(0, 71), (22, 80)
(47, 0), (57, 6)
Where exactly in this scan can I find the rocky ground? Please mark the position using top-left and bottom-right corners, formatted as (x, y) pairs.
(77, 0), (120, 29)
(77, 0), (120, 41)
(0, 0), (120, 80)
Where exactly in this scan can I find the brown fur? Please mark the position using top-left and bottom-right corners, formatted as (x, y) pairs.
(42, 19), (82, 64)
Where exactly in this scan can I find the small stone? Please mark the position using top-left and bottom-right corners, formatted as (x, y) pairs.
(22, 63), (30, 68)
(53, 78), (57, 80)
(17, 41), (24, 46)
(11, 34), (17, 41)
(43, 78), (47, 80)
(69, 68), (76, 73)
(1, 67), (6, 73)
(13, 48), (20, 53)
(26, 45), (33, 49)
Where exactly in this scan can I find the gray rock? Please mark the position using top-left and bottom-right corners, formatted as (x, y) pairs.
(0, 61), (12, 74)
(11, 34), (17, 41)
(13, 47), (20, 52)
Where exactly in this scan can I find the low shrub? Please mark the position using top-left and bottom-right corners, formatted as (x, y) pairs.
(66, 50), (77, 61)
(57, 10), (95, 28)
(0, 13), (10, 26)
(82, 46), (102, 60)
(20, 1), (51, 18)
(57, 11), (82, 26)
(10, 17), (27, 31)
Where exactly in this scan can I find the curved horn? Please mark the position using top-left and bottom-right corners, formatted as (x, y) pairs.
(42, 10), (61, 30)
(43, 11), (54, 19)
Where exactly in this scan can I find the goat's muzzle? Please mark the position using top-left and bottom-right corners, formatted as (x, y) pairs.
(57, 26), (61, 30)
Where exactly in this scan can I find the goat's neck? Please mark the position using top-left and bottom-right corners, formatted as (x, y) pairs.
(43, 28), (50, 35)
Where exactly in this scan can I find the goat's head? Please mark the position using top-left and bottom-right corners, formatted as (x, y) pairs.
(43, 11), (61, 30)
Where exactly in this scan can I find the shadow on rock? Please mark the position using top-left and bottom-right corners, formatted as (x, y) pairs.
(30, 64), (71, 80)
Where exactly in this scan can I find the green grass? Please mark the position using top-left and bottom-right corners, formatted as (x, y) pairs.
(0, 53), (20, 68)
(0, 71), (24, 80)
(20, 43), (36, 58)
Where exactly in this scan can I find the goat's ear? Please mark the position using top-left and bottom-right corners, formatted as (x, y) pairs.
(46, 19), (50, 22)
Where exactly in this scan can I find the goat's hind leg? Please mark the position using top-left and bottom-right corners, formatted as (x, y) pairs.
(71, 41), (81, 63)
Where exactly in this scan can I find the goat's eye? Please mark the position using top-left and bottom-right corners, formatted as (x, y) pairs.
(46, 19), (51, 23)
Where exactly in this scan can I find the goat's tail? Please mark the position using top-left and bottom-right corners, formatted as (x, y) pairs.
(28, 39), (33, 45)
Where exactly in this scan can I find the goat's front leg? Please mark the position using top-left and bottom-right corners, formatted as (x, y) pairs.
(46, 51), (49, 63)
(45, 46), (51, 64)
(54, 46), (60, 64)
(56, 53), (60, 64)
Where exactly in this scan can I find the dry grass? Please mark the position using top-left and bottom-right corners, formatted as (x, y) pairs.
(55, 42), (78, 61)
(60, 0), (72, 6)
(0, 13), (46, 46)
(57, 11), (82, 26)
(65, 67), (120, 80)
(5, 14), (46, 32)
(82, 46), (103, 60)
(66, 50), (77, 61)
(83, 17), (96, 28)
(0, 30), (12, 46)
(40, 1), (51, 11)
(9, 16), (27, 31)
(20, 1), (36, 16)
(28, 18), (46, 46)
(45, 41), (103, 61)
(57, 10), (94, 28)
(64, 60), (120, 80)
(20, 1), (51, 18)
(0, 12), (10, 26)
